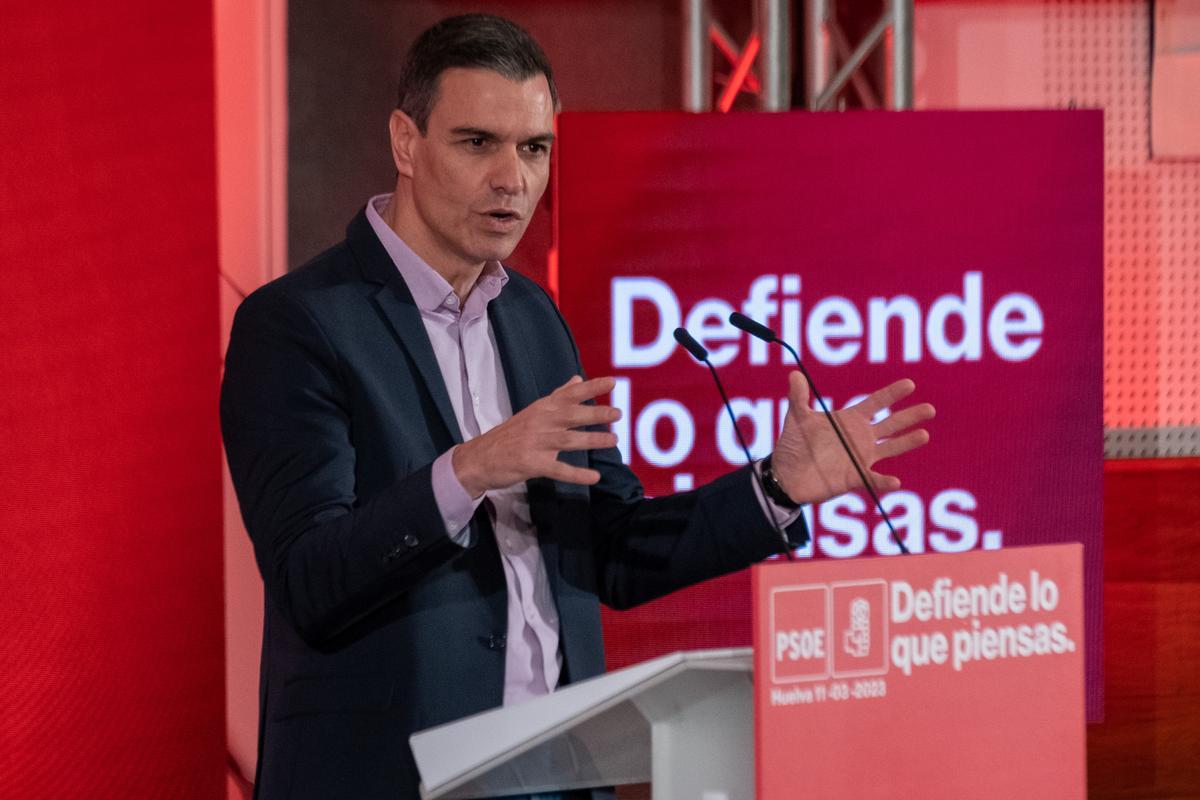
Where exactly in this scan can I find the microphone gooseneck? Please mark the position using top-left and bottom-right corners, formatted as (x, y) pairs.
(673, 327), (796, 561)
(728, 313), (910, 556)
(673, 329), (753, 460)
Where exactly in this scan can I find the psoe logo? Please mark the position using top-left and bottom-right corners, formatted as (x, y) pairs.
(770, 585), (830, 683)
(832, 581), (889, 677)
(843, 597), (871, 658)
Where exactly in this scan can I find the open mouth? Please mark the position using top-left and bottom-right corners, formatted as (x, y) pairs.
(481, 210), (522, 232)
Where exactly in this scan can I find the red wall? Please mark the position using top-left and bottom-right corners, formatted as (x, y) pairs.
(0, 3), (224, 796)
(1089, 458), (1200, 797)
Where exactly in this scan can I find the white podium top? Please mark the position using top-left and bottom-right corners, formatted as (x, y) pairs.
(410, 647), (752, 799)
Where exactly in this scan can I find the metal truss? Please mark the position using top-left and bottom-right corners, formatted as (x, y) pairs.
(683, 0), (791, 112)
(682, 0), (914, 112)
(805, 0), (913, 110)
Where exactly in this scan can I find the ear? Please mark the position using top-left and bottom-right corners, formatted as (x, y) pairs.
(389, 109), (419, 178)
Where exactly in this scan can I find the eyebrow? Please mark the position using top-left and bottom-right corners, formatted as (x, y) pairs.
(450, 127), (496, 139)
(449, 126), (555, 144)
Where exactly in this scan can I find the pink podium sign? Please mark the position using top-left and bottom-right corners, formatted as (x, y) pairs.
(753, 545), (1085, 799)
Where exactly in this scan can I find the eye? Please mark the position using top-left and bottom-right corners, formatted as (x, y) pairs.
(467, 137), (486, 148)
(523, 142), (549, 156)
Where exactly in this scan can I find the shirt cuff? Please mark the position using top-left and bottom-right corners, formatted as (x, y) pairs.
(751, 460), (804, 530)
(432, 447), (485, 546)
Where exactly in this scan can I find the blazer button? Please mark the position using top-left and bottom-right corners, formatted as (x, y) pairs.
(481, 633), (507, 651)
(403, 533), (419, 548)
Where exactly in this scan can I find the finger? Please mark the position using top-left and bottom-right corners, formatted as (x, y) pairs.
(552, 430), (619, 452)
(544, 462), (603, 486)
(785, 371), (810, 416)
(853, 379), (916, 417)
(875, 428), (930, 460)
(557, 403), (621, 428)
(868, 471), (901, 492)
(554, 375), (617, 405)
(873, 402), (935, 438)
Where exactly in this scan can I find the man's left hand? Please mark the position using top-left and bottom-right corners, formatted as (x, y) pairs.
(771, 372), (935, 506)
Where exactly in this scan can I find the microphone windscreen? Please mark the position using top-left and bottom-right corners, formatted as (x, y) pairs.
(672, 327), (710, 361)
(729, 311), (777, 343)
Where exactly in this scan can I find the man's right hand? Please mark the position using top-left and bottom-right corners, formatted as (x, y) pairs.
(451, 375), (621, 497)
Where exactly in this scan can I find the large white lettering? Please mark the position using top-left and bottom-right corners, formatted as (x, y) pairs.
(610, 272), (1045, 368)
(715, 398), (773, 463)
(988, 293), (1043, 361)
(634, 399), (693, 467)
(612, 277), (679, 367)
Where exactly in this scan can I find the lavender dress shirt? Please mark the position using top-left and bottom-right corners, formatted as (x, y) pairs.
(365, 194), (799, 707)
(367, 195), (562, 705)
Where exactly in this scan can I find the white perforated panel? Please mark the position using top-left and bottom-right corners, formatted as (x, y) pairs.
(1042, 0), (1200, 456)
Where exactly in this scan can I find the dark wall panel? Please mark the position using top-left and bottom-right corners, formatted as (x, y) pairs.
(287, 0), (683, 284)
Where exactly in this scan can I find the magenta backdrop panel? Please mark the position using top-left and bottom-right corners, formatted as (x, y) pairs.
(555, 111), (1104, 719)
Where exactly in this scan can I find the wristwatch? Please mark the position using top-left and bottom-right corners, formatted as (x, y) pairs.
(760, 454), (800, 510)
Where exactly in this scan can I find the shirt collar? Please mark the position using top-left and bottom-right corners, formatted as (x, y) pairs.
(365, 194), (508, 313)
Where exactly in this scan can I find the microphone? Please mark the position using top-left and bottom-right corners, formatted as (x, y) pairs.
(673, 327), (796, 561)
(728, 312), (775, 343)
(672, 327), (710, 363)
(728, 312), (910, 556)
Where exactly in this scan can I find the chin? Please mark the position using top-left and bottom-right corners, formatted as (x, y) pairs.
(472, 237), (522, 264)
(468, 247), (515, 266)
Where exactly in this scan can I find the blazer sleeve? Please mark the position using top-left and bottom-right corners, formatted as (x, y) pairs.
(220, 287), (462, 646)
(534, 289), (808, 610)
(587, 444), (807, 610)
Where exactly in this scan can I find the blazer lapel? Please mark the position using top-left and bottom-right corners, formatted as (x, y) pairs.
(347, 210), (463, 444)
(373, 284), (463, 444)
(488, 290), (542, 414)
(490, 286), (573, 604)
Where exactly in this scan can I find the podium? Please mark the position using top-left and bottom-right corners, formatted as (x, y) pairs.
(410, 648), (755, 800)
(412, 544), (1086, 799)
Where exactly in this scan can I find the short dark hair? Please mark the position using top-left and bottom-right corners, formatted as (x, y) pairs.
(397, 14), (559, 133)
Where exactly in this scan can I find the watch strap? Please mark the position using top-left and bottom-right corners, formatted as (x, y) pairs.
(760, 454), (800, 510)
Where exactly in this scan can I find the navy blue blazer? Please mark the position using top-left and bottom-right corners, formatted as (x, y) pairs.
(220, 210), (808, 799)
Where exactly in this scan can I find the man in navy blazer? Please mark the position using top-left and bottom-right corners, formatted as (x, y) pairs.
(220, 14), (933, 800)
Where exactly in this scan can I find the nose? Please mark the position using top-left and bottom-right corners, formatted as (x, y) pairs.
(489, 147), (523, 195)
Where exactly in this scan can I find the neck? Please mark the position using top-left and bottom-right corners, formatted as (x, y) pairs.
(383, 191), (483, 304)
